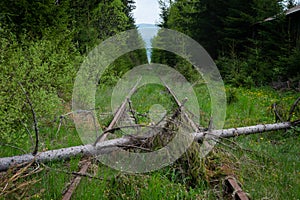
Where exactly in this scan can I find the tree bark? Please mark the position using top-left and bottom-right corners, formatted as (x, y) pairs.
(0, 121), (298, 172)
(193, 121), (298, 140)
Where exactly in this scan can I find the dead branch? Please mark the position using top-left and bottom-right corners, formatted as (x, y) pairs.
(55, 115), (64, 138)
(162, 79), (202, 132)
(18, 82), (39, 156)
(288, 97), (300, 121)
(95, 99), (128, 144)
(223, 176), (250, 200)
(62, 161), (91, 200)
(161, 98), (188, 133)
(127, 99), (138, 124)
(96, 124), (165, 138)
(195, 120), (300, 140)
(40, 163), (104, 181)
(55, 109), (102, 138)
(95, 77), (142, 144)
(0, 160), (43, 198)
(116, 144), (152, 152)
(61, 124), (161, 199)
(272, 103), (284, 122)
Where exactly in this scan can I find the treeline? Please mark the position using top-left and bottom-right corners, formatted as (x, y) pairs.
(0, 0), (147, 144)
(153, 0), (300, 87)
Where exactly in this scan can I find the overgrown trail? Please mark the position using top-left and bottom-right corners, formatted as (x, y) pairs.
(1, 84), (299, 173)
(0, 83), (299, 199)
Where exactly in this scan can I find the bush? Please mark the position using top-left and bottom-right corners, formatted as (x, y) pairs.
(277, 46), (300, 83)
(217, 57), (254, 87)
(0, 30), (81, 145)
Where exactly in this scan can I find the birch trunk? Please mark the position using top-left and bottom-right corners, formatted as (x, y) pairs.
(0, 121), (298, 172)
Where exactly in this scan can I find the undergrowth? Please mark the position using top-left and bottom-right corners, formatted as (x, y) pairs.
(0, 85), (299, 199)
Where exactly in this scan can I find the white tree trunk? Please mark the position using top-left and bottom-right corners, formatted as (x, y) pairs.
(194, 122), (294, 140)
(0, 121), (296, 172)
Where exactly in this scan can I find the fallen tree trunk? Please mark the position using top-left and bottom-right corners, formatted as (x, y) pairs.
(0, 121), (298, 172)
(194, 121), (299, 140)
(0, 137), (130, 172)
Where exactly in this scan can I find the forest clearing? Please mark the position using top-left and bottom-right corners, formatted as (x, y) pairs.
(1, 0), (300, 199)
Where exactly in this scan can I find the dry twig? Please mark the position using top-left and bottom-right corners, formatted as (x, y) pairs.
(272, 103), (284, 122)
(0, 160), (43, 199)
(18, 82), (39, 156)
(288, 97), (300, 121)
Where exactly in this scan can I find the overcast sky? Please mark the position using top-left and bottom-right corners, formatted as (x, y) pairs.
(132, 0), (160, 25)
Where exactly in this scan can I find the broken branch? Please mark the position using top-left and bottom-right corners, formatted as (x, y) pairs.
(288, 97), (300, 121)
(18, 82), (39, 156)
(94, 77), (142, 144)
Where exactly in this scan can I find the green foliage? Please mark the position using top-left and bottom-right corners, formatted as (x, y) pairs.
(156, 0), (299, 86)
(216, 57), (254, 87)
(70, 0), (137, 53)
(1, 84), (299, 199)
(98, 48), (148, 87)
(0, 30), (81, 145)
(0, 0), (70, 39)
(277, 46), (300, 82)
(0, 0), (147, 147)
(226, 87), (238, 105)
(151, 29), (202, 83)
(158, 0), (225, 59)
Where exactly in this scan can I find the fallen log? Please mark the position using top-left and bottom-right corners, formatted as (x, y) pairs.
(194, 120), (299, 140)
(0, 121), (298, 172)
(0, 137), (130, 172)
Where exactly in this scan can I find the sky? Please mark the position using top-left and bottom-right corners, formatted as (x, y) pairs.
(132, 0), (160, 25)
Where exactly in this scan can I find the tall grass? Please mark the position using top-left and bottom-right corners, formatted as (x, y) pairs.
(0, 85), (299, 199)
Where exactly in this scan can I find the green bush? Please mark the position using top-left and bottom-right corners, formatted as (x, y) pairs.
(0, 30), (81, 145)
(277, 46), (300, 83)
(217, 57), (253, 87)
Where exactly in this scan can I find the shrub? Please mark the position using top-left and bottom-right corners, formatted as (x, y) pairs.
(0, 30), (81, 145)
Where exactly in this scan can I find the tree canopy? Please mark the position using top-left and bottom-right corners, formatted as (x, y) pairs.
(0, 0), (147, 144)
(153, 0), (300, 87)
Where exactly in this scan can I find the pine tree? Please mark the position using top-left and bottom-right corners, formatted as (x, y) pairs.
(0, 0), (71, 39)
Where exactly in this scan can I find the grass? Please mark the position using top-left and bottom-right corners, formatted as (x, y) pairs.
(0, 84), (299, 199)
(233, 128), (300, 199)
